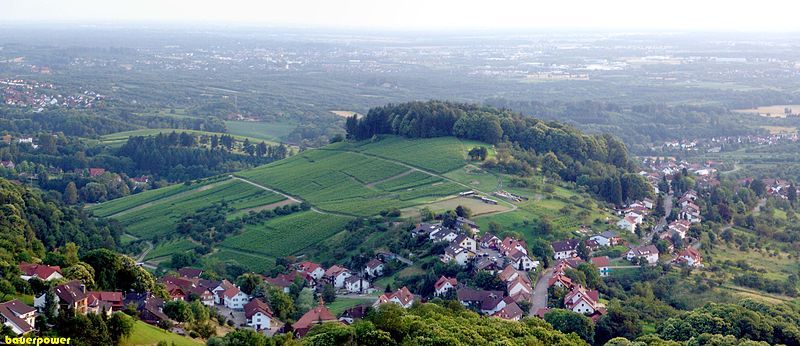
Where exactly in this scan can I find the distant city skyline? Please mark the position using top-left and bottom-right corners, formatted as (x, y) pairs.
(1, 0), (799, 32)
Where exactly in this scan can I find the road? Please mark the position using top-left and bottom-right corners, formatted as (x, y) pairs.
(530, 267), (553, 314)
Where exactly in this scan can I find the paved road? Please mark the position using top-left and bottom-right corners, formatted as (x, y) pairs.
(530, 267), (553, 314)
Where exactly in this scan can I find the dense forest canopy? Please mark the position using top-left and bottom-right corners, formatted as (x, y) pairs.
(346, 100), (647, 204)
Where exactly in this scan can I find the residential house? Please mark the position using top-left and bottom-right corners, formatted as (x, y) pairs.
(455, 217), (479, 232)
(0, 160), (14, 169)
(434, 276), (458, 297)
(324, 265), (352, 289)
(339, 305), (370, 325)
(178, 267), (203, 279)
(87, 292), (124, 314)
(212, 280), (236, 305)
(35, 280), (88, 315)
(589, 231), (621, 247)
(473, 256), (504, 274)
(375, 287), (415, 309)
(479, 233), (501, 249)
(264, 274), (294, 293)
(441, 245), (474, 266)
(616, 216), (638, 232)
(457, 288), (506, 315)
(492, 301), (524, 321)
(18, 262), (63, 281)
(88, 168), (106, 177)
(124, 293), (168, 325)
(0, 300), (37, 335)
(411, 223), (441, 237)
(222, 286), (250, 310)
(344, 275), (371, 294)
(452, 234), (477, 252)
(626, 245), (660, 265)
(564, 285), (603, 316)
(547, 273), (573, 289)
(674, 247), (703, 267)
(297, 261), (325, 281)
(363, 259), (384, 278)
(292, 301), (338, 337)
(507, 249), (539, 271)
(590, 256), (612, 277)
(551, 239), (580, 260)
(244, 299), (273, 331)
(500, 237), (528, 256)
(429, 228), (458, 242)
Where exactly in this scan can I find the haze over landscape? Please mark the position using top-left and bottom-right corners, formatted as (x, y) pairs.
(0, 1), (799, 346)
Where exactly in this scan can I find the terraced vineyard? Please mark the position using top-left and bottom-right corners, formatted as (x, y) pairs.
(220, 211), (352, 257)
(236, 136), (487, 216)
(91, 177), (286, 239)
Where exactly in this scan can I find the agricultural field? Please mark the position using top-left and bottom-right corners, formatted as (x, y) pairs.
(98, 128), (280, 147)
(220, 211), (353, 258)
(410, 196), (510, 216)
(93, 177), (285, 239)
(225, 119), (298, 142)
(734, 104), (800, 118)
(237, 138), (479, 216)
(90, 180), (206, 218)
(207, 249), (276, 274)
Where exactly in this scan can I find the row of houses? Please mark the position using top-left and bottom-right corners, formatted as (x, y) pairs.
(616, 198), (654, 232)
(544, 258), (606, 321)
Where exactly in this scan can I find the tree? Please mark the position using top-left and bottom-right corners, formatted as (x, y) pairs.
(750, 179), (766, 197)
(544, 309), (595, 343)
(595, 305), (642, 345)
(107, 312), (135, 344)
(576, 242), (590, 261)
(64, 182), (78, 205)
(322, 284), (337, 304)
(164, 300), (193, 323)
(530, 239), (555, 267)
(266, 286), (295, 320)
(441, 210), (458, 229)
(236, 273), (262, 295)
(789, 183), (797, 206)
(455, 205), (472, 218)
(63, 262), (96, 289)
(541, 152), (566, 178)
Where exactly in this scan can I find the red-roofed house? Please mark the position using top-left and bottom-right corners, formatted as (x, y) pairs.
(363, 259), (385, 277)
(297, 261), (325, 281)
(212, 280), (236, 305)
(244, 299), (273, 331)
(673, 247), (703, 267)
(323, 265), (352, 288)
(223, 286), (250, 310)
(88, 168), (106, 177)
(87, 291), (124, 315)
(492, 301), (524, 321)
(292, 301), (338, 337)
(19, 262), (63, 282)
(374, 286), (415, 309)
(434, 276), (458, 297)
(564, 285), (602, 315)
(590, 256), (612, 277)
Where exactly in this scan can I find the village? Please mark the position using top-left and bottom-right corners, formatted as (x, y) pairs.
(1, 78), (104, 111)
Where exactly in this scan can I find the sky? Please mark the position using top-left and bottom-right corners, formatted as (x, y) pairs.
(2, 0), (799, 32)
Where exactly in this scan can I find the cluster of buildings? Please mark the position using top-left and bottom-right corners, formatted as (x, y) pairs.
(541, 258), (606, 321)
(615, 198), (654, 233)
(0, 78), (103, 110)
(412, 222), (539, 272)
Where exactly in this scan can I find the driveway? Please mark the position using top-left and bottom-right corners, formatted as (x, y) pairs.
(215, 305), (247, 328)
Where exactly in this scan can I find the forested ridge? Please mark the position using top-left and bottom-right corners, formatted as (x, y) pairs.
(346, 100), (649, 204)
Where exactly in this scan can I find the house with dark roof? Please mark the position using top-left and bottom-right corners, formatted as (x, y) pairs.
(35, 280), (88, 315)
(0, 299), (37, 335)
(551, 239), (580, 260)
(177, 267), (203, 279)
(456, 288), (506, 315)
(626, 244), (660, 265)
(410, 223), (441, 237)
(339, 305), (370, 325)
(492, 301), (524, 321)
(87, 291), (124, 315)
(363, 259), (384, 277)
(18, 262), (62, 281)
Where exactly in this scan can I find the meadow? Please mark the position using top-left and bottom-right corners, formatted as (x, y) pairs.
(225, 119), (298, 142)
(220, 211), (353, 257)
(122, 320), (202, 346)
(207, 249), (276, 274)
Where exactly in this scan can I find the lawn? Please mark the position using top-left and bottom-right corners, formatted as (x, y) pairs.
(103, 178), (285, 239)
(220, 211), (353, 257)
(326, 297), (377, 316)
(122, 320), (202, 346)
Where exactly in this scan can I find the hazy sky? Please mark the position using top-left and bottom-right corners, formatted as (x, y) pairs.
(2, 0), (799, 32)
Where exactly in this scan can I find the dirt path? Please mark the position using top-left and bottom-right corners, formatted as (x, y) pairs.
(366, 169), (415, 188)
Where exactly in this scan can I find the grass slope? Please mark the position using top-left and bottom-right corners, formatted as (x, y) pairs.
(123, 320), (201, 346)
(225, 119), (297, 142)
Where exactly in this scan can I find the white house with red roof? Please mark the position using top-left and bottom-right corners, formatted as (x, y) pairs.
(374, 286), (415, 309)
(222, 286), (250, 310)
(564, 285), (602, 315)
(212, 279), (236, 305)
(492, 301), (524, 321)
(616, 215), (639, 232)
(324, 265), (352, 288)
(0, 299), (37, 335)
(452, 234), (477, 252)
(297, 261), (325, 281)
(590, 256), (611, 277)
(244, 299), (273, 331)
(18, 262), (62, 282)
(626, 244), (660, 265)
(434, 276), (458, 297)
(673, 247), (703, 267)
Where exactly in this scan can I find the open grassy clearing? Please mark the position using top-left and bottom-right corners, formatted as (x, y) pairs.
(406, 196), (510, 216)
(122, 320), (202, 346)
(225, 119), (298, 142)
(220, 211), (353, 257)
(326, 297), (376, 316)
(707, 242), (799, 283)
(145, 239), (199, 261)
(734, 104), (800, 118)
(99, 128), (280, 147)
(104, 178), (285, 239)
(207, 249), (276, 274)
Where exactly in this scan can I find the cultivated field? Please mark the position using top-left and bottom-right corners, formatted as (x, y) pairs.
(410, 196), (510, 216)
(734, 105), (800, 118)
(236, 137), (479, 216)
(220, 211), (352, 257)
(93, 178), (285, 239)
(330, 110), (364, 118)
(99, 128), (280, 147)
(225, 119), (298, 142)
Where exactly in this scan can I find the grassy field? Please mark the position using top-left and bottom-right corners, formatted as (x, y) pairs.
(90, 181), (204, 218)
(220, 211), (353, 257)
(225, 119), (298, 142)
(99, 128), (280, 147)
(326, 297), (376, 315)
(93, 178), (285, 239)
(207, 249), (276, 273)
(145, 239), (199, 261)
(122, 320), (202, 346)
(237, 137), (478, 216)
